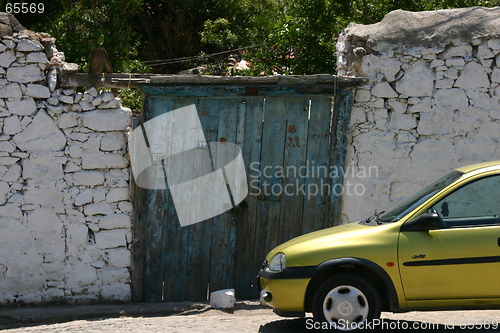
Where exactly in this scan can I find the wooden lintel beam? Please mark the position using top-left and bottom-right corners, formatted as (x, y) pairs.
(59, 73), (367, 89)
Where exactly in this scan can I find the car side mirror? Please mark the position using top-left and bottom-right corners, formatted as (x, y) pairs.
(400, 213), (441, 232)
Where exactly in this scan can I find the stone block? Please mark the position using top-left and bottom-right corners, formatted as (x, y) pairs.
(7, 64), (45, 83)
(94, 229), (127, 249)
(2, 164), (21, 182)
(57, 113), (78, 129)
(106, 188), (129, 203)
(0, 181), (9, 205)
(104, 248), (131, 268)
(16, 39), (43, 52)
(72, 171), (105, 186)
(6, 98), (37, 116)
(3, 115), (21, 135)
(74, 188), (93, 206)
(81, 153), (128, 169)
(84, 203), (114, 216)
(101, 284), (131, 301)
(454, 62), (490, 89)
(26, 52), (47, 63)
(0, 83), (22, 98)
(13, 110), (66, 151)
(100, 132), (126, 151)
(99, 214), (131, 229)
(0, 50), (16, 67)
(396, 60), (433, 97)
(25, 84), (50, 98)
(27, 208), (63, 234)
(210, 289), (235, 309)
(83, 108), (132, 132)
(433, 88), (468, 110)
(67, 223), (89, 247)
(371, 82), (397, 98)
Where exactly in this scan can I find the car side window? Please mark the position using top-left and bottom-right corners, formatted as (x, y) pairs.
(430, 175), (500, 228)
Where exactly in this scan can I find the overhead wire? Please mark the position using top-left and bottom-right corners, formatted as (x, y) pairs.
(142, 44), (261, 67)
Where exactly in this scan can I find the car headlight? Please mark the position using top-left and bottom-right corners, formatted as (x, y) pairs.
(268, 253), (286, 272)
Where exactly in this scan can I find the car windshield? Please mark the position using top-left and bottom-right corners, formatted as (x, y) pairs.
(379, 170), (464, 223)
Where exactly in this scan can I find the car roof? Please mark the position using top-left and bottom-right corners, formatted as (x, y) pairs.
(455, 160), (500, 173)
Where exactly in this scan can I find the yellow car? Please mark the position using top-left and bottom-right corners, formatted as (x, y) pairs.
(259, 161), (500, 331)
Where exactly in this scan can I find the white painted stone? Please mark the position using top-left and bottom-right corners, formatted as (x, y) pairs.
(106, 187), (129, 203)
(0, 203), (22, 219)
(7, 64), (45, 83)
(396, 60), (433, 97)
(57, 113), (78, 129)
(71, 94), (82, 105)
(0, 140), (15, 152)
(2, 164), (21, 182)
(0, 181), (9, 205)
(84, 203), (114, 216)
(22, 158), (63, 180)
(67, 223), (88, 247)
(28, 208), (63, 234)
(478, 45), (495, 59)
(74, 188), (93, 206)
(433, 88), (468, 110)
(354, 89), (371, 102)
(491, 68), (500, 83)
(101, 284), (131, 301)
(429, 59), (444, 68)
(25, 84), (50, 98)
(86, 87), (98, 97)
(6, 98), (37, 116)
(0, 50), (16, 67)
(3, 115), (21, 135)
(94, 229), (127, 249)
(58, 95), (73, 104)
(387, 99), (406, 113)
(99, 98), (121, 109)
(99, 214), (131, 229)
(371, 82), (397, 98)
(79, 100), (94, 111)
(26, 52), (47, 63)
(101, 92), (114, 103)
(46, 97), (58, 106)
(446, 58), (465, 67)
(118, 201), (133, 213)
(92, 95), (102, 106)
(488, 39), (500, 49)
(105, 249), (131, 268)
(442, 44), (472, 58)
(0, 83), (22, 98)
(47, 68), (57, 92)
(474, 94), (499, 109)
(444, 68), (458, 80)
(210, 289), (235, 309)
(388, 112), (417, 131)
(417, 111), (453, 135)
(100, 132), (126, 151)
(72, 171), (105, 186)
(361, 54), (401, 81)
(2, 40), (15, 49)
(65, 263), (97, 289)
(83, 108), (132, 132)
(81, 153), (128, 170)
(0, 157), (19, 165)
(16, 39), (43, 52)
(454, 62), (490, 89)
(13, 110), (66, 151)
(435, 79), (454, 89)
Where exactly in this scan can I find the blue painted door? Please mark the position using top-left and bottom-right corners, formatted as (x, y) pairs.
(132, 86), (354, 302)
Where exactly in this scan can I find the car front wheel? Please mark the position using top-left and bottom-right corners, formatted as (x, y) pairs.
(312, 273), (381, 332)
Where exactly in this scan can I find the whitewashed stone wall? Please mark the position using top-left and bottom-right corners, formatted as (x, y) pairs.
(337, 8), (500, 223)
(0, 30), (133, 304)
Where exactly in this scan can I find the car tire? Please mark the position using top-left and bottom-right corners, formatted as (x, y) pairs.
(312, 273), (381, 332)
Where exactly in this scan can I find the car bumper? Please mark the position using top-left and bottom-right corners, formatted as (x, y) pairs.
(259, 268), (313, 313)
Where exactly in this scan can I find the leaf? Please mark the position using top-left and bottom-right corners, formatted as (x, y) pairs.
(97, 34), (104, 46)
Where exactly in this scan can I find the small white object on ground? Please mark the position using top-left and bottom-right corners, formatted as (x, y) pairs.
(210, 289), (235, 309)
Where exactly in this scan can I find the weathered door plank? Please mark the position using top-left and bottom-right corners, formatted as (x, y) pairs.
(279, 97), (310, 243)
(302, 97), (334, 233)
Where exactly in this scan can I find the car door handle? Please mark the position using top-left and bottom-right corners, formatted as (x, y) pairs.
(498, 238), (500, 247)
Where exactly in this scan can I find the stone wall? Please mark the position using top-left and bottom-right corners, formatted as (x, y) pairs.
(0, 17), (133, 305)
(337, 8), (500, 223)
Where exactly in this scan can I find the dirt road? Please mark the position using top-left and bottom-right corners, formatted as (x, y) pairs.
(1, 301), (499, 333)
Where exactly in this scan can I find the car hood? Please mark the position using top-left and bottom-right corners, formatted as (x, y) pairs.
(267, 221), (399, 267)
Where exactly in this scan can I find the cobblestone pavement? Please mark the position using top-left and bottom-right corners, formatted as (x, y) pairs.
(1, 302), (499, 332)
